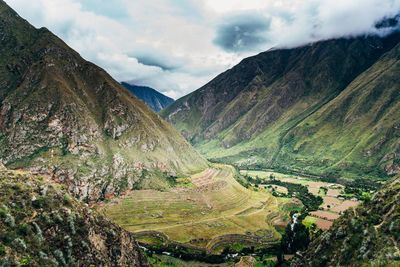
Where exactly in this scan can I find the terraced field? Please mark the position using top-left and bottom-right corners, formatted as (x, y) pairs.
(98, 165), (295, 253)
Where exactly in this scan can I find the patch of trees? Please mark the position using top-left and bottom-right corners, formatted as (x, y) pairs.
(319, 186), (328, 195)
(340, 178), (380, 201)
(345, 178), (380, 191)
(280, 220), (310, 254)
(277, 212), (311, 265)
(244, 174), (323, 211)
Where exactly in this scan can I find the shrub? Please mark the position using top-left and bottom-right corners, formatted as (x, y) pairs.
(32, 196), (49, 209)
(0, 244), (6, 256)
(19, 256), (30, 266)
(4, 214), (15, 227)
(12, 238), (27, 251)
(53, 249), (66, 266)
(0, 207), (7, 218)
(63, 194), (72, 206)
(17, 224), (31, 236)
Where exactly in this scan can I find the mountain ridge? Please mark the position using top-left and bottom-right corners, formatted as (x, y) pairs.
(121, 82), (174, 112)
(0, 0), (207, 201)
(162, 32), (400, 180)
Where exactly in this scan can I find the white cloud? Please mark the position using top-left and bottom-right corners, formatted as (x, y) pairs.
(4, 0), (400, 98)
(204, 0), (269, 13)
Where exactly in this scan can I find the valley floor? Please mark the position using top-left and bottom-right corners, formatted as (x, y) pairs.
(98, 166), (364, 266)
(98, 165), (296, 254)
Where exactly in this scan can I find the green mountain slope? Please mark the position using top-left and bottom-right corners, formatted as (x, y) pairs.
(276, 41), (400, 179)
(0, 0), (207, 201)
(291, 176), (400, 267)
(0, 164), (149, 266)
(162, 33), (400, 180)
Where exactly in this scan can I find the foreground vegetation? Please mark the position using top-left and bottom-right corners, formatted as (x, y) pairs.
(0, 165), (148, 266)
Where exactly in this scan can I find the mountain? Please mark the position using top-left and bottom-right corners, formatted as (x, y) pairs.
(121, 82), (174, 112)
(162, 32), (400, 180)
(291, 176), (400, 267)
(0, 164), (149, 266)
(0, 0), (207, 202)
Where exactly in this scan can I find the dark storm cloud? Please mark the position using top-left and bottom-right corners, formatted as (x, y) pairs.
(375, 14), (400, 30)
(131, 52), (184, 72)
(135, 55), (177, 71)
(214, 14), (271, 52)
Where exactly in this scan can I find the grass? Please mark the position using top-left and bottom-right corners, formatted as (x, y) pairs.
(302, 216), (317, 229)
(146, 253), (231, 267)
(99, 165), (294, 254)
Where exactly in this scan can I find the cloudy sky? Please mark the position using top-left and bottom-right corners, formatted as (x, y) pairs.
(5, 0), (400, 98)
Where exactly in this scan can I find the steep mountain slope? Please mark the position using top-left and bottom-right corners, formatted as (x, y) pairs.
(291, 176), (400, 267)
(121, 82), (174, 112)
(0, 0), (207, 201)
(276, 41), (400, 179)
(162, 33), (400, 179)
(0, 164), (149, 266)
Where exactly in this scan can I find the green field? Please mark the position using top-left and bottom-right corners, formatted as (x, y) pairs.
(99, 165), (298, 254)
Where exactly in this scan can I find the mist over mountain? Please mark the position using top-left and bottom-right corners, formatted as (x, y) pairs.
(5, 0), (400, 99)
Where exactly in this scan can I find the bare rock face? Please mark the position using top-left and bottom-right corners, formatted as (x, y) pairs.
(0, 168), (150, 266)
(0, 0), (208, 201)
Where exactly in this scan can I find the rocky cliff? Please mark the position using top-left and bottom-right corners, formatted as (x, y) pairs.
(0, 0), (207, 201)
(0, 165), (149, 266)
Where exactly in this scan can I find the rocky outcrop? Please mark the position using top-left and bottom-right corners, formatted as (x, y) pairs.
(0, 168), (149, 266)
(0, 0), (207, 201)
